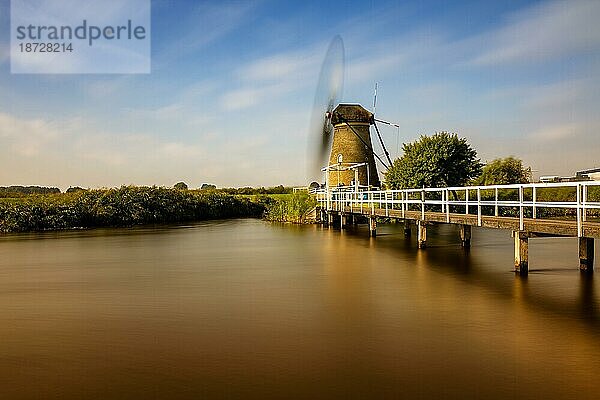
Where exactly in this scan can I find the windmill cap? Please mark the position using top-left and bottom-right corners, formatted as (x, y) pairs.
(331, 104), (374, 125)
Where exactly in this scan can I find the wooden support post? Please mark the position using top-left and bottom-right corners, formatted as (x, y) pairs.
(579, 237), (594, 273)
(369, 217), (377, 237)
(513, 231), (529, 275)
(404, 219), (411, 238)
(417, 221), (427, 249)
(327, 213), (334, 227)
(340, 213), (345, 230)
(460, 224), (471, 248)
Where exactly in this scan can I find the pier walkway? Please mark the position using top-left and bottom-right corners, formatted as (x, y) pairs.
(315, 181), (600, 274)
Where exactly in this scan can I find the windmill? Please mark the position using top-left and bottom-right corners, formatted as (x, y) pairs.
(309, 36), (396, 190)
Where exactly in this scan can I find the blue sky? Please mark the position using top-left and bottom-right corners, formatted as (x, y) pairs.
(0, 0), (599, 188)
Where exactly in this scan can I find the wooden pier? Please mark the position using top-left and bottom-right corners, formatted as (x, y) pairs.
(316, 181), (600, 274)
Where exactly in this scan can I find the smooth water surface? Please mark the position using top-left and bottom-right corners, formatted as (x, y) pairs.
(1, 219), (599, 399)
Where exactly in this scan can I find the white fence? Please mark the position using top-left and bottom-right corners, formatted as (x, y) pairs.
(316, 181), (600, 237)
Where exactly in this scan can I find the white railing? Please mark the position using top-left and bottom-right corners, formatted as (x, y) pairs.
(315, 181), (600, 237)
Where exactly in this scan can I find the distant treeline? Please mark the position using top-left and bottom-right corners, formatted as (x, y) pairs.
(0, 184), (295, 198)
(0, 186), (61, 197)
(0, 186), (265, 233)
(213, 185), (294, 195)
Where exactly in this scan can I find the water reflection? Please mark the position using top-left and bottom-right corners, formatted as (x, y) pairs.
(0, 219), (598, 399)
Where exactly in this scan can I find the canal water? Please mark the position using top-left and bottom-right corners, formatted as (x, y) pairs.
(0, 219), (598, 399)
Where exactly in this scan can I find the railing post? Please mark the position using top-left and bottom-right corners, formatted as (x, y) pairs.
(345, 192), (349, 212)
(577, 183), (582, 237)
(494, 187), (499, 217)
(421, 189), (425, 220)
(532, 186), (537, 219)
(333, 192), (336, 212)
(465, 189), (469, 215)
(583, 184), (587, 222)
(385, 191), (389, 216)
(371, 192), (374, 215)
(360, 191), (363, 214)
(519, 185), (524, 231)
(477, 188), (482, 226)
(445, 189), (450, 223)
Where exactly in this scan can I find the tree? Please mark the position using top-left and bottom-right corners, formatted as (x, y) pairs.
(200, 184), (216, 190)
(174, 182), (188, 190)
(66, 186), (86, 193)
(386, 132), (482, 189)
(474, 157), (531, 185)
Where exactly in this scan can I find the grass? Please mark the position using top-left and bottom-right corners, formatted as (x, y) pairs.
(262, 192), (317, 223)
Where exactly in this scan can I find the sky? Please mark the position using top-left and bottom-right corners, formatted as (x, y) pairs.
(0, 0), (599, 189)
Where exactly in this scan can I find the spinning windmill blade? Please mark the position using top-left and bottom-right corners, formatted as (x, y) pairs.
(308, 35), (344, 179)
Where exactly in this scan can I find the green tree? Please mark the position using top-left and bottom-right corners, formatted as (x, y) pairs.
(474, 157), (531, 185)
(174, 182), (188, 190)
(386, 132), (482, 189)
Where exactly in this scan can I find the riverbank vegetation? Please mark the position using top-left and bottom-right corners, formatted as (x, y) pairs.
(262, 192), (317, 223)
(0, 186), (265, 233)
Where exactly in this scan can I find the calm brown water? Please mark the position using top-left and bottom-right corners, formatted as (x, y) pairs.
(0, 219), (599, 399)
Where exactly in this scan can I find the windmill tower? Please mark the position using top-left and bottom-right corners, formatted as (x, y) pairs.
(327, 104), (380, 188)
(309, 36), (393, 189)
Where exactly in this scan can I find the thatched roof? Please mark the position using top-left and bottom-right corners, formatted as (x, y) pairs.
(331, 104), (373, 125)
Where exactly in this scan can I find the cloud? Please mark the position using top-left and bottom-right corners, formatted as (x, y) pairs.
(528, 123), (581, 141)
(463, 71), (600, 177)
(0, 112), (208, 188)
(154, 2), (257, 69)
(218, 32), (416, 113)
(0, 110), (310, 188)
(519, 78), (591, 112)
(468, 0), (600, 66)
(346, 52), (405, 83)
(218, 45), (324, 111)
(219, 81), (300, 111)
(122, 100), (215, 130)
(0, 112), (67, 156)
(73, 133), (204, 166)
(239, 50), (320, 82)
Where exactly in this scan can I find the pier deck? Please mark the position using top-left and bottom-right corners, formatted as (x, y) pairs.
(316, 181), (600, 274)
